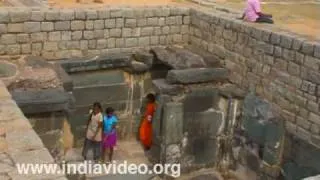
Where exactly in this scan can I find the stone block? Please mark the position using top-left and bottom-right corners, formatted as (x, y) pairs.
(21, 44), (31, 54)
(71, 21), (85, 30)
(167, 68), (228, 84)
(288, 62), (300, 76)
(138, 36), (150, 46)
(43, 42), (58, 51)
(0, 11), (9, 23)
(292, 37), (305, 51)
(304, 56), (320, 71)
(141, 27), (154, 36)
(116, 18), (124, 28)
(72, 31), (82, 40)
(11, 89), (72, 114)
(147, 17), (158, 26)
(97, 9), (110, 19)
(109, 28), (121, 37)
(270, 32), (280, 45)
(60, 9), (74, 21)
(307, 100), (319, 114)
(45, 10), (60, 21)
(41, 22), (54, 31)
(152, 79), (183, 95)
(6, 44), (20, 55)
(83, 31), (94, 40)
(85, 20), (94, 30)
(1, 34), (16, 45)
(7, 23), (23, 33)
(9, 10), (31, 22)
(61, 31), (71, 41)
(107, 38), (116, 48)
(125, 18), (137, 27)
(75, 9), (86, 20)
(163, 102), (183, 145)
(280, 33), (293, 49)
(301, 41), (315, 56)
(0, 24), (7, 34)
(151, 46), (206, 69)
(309, 113), (320, 126)
(301, 69), (320, 84)
(96, 39), (107, 49)
(125, 38), (137, 47)
(48, 31), (61, 41)
(105, 19), (116, 28)
(314, 43), (320, 58)
(55, 21), (70, 31)
(94, 20), (104, 29)
(282, 49), (295, 61)
(296, 116), (311, 130)
(23, 22), (40, 33)
(31, 43), (42, 52)
(86, 9), (98, 20)
(294, 52), (304, 65)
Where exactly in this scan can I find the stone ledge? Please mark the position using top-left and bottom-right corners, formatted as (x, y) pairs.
(11, 89), (73, 114)
(166, 68), (229, 84)
(58, 54), (131, 73)
(152, 78), (183, 95)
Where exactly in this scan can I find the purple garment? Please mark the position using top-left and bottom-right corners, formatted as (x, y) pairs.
(244, 0), (261, 22)
(102, 131), (117, 149)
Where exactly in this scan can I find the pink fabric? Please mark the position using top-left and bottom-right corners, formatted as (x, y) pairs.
(244, 0), (261, 22)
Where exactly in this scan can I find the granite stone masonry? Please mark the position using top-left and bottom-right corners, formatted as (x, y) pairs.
(0, 6), (190, 59)
(188, 8), (320, 147)
(0, 80), (67, 180)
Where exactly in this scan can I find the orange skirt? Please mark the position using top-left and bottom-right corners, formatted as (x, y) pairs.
(139, 119), (152, 148)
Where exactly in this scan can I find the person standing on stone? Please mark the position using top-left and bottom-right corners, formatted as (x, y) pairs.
(139, 93), (156, 150)
(82, 102), (103, 161)
(240, 0), (274, 24)
(102, 107), (118, 162)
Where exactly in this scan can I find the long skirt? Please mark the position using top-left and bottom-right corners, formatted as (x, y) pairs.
(102, 131), (117, 149)
(139, 119), (152, 148)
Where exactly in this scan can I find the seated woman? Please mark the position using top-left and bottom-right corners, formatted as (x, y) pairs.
(139, 93), (156, 150)
(241, 0), (274, 24)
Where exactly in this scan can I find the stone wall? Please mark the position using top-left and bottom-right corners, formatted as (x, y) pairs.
(0, 80), (67, 180)
(189, 8), (320, 148)
(0, 6), (190, 59)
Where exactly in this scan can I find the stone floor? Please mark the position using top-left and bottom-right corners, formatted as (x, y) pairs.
(66, 139), (153, 180)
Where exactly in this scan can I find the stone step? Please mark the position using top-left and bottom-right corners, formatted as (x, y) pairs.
(150, 46), (207, 69)
(166, 68), (229, 84)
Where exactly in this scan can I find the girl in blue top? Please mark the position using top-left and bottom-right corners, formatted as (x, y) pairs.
(102, 107), (118, 162)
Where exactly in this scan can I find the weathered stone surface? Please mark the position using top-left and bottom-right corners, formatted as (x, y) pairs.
(165, 144), (181, 164)
(152, 79), (183, 95)
(127, 60), (149, 73)
(11, 89), (72, 114)
(132, 50), (153, 68)
(163, 102), (183, 145)
(218, 83), (246, 99)
(166, 68), (228, 84)
(6, 129), (43, 153)
(59, 54), (130, 73)
(150, 46), (206, 69)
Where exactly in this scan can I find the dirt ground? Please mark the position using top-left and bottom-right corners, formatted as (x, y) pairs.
(46, 0), (320, 40)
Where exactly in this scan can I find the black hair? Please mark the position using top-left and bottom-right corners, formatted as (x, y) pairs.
(105, 107), (115, 114)
(146, 93), (156, 103)
(93, 102), (102, 112)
